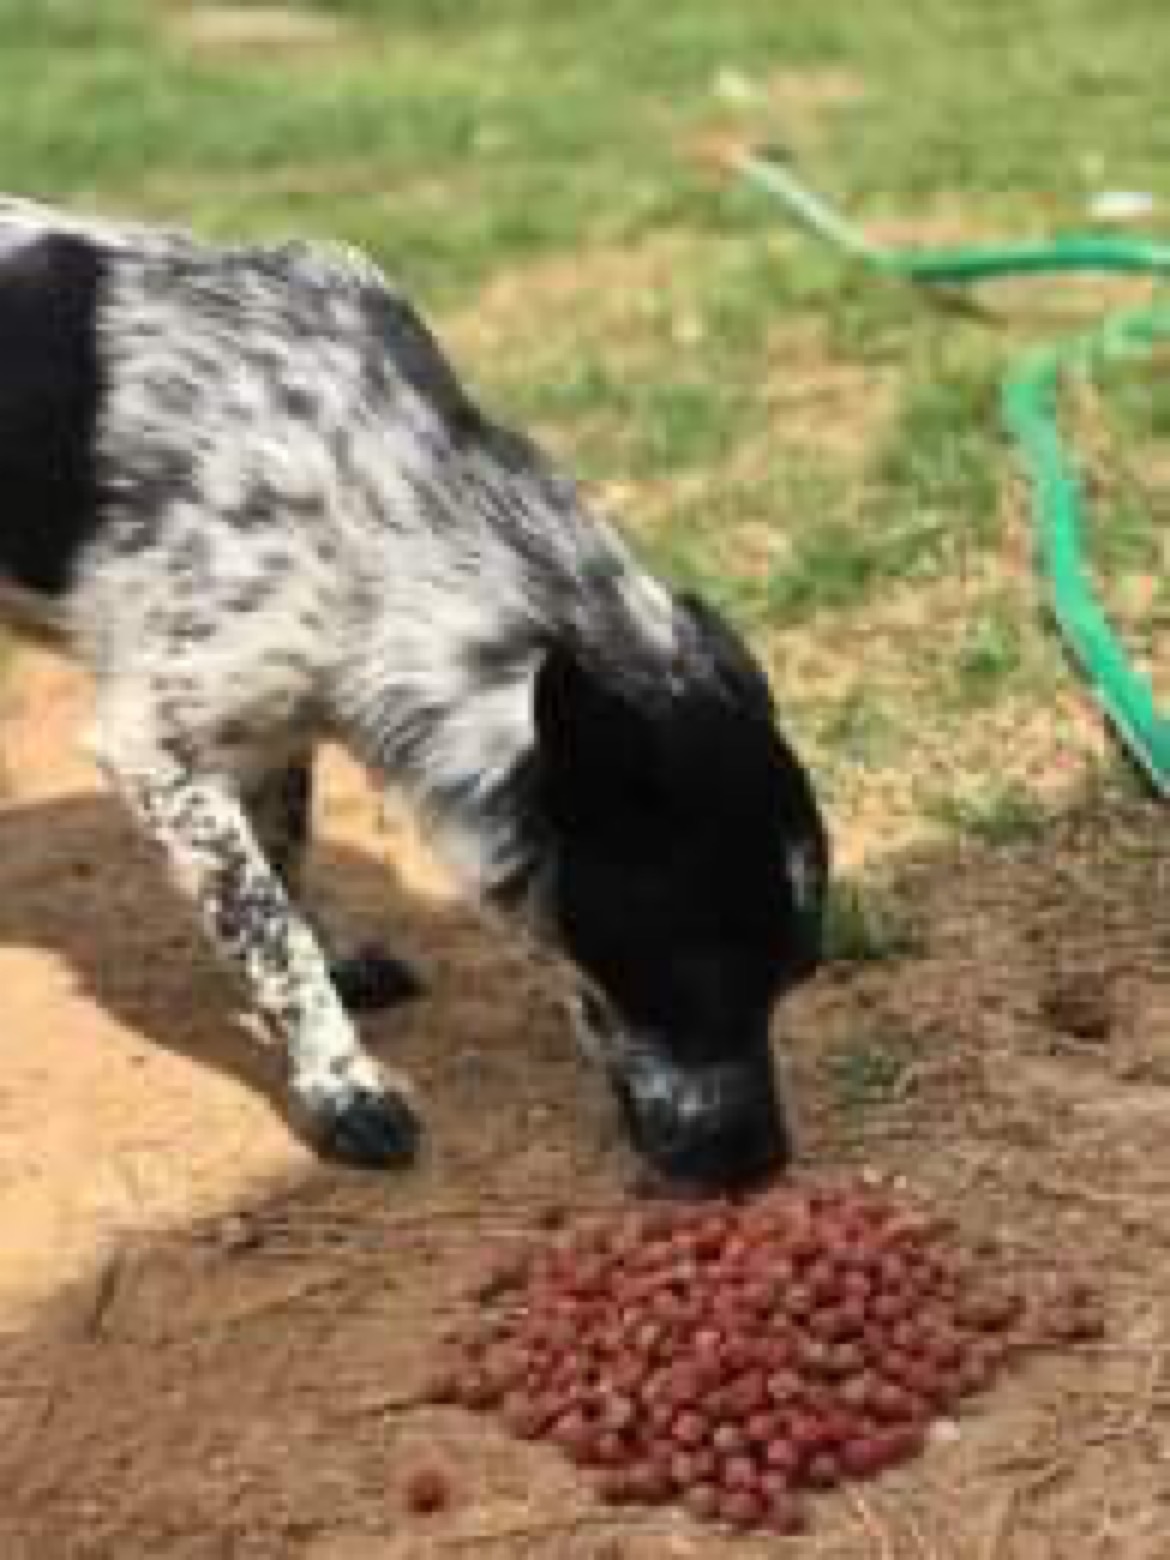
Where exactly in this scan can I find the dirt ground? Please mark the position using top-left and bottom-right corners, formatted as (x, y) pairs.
(1, 648), (1169, 1559)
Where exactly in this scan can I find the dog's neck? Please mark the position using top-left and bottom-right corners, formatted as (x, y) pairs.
(335, 416), (679, 907)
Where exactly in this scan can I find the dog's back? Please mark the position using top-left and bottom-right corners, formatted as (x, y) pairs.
(0, 199), (673, 787)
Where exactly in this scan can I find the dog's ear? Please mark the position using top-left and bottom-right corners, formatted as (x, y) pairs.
(533, 644), (661, 832)
(679, 590), (774, 719)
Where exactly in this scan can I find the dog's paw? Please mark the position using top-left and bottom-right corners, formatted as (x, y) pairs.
(316, 1084), (421, 1169)
(292, 1059), (421, 1170)
(329, 946), (423, 1014)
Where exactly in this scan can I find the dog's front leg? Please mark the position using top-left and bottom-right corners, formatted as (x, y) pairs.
(96, 741), (421, 1169)
(244, 760), (422, 1015)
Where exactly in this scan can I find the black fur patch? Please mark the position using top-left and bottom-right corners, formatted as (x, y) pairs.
(0, 234), (105, 595)
(362, 287), (483, 442)
(536, 651), (829, 1061)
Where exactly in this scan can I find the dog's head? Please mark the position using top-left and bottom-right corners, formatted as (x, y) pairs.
(531, 592), (828, 1193)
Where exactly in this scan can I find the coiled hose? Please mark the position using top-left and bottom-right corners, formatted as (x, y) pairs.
(740, 153), (1170, 793)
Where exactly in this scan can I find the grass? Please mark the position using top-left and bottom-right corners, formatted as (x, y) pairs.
(818, 688), (903, 768)
(824, 1032), (915, 1115)
(824, 881), (921, 965)
(2, 0), (1167, 855)
(948, 598), (1029, 709)
(925, 781), (1049, 846)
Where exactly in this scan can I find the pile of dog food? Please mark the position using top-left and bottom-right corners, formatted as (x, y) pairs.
(425, 1180), (1102, 1535)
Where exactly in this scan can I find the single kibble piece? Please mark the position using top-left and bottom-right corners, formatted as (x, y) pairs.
(404, 1468), (451, 1516)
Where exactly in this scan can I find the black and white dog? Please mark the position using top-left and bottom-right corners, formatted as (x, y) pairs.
(0, 198), (829, 1191)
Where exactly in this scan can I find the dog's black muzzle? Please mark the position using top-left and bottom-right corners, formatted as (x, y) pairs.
(576, 995), (791, 1192)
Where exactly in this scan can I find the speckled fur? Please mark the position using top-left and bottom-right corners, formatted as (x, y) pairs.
(0, 197), (828, 1180)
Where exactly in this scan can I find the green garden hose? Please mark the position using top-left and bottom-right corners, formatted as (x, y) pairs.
(740, 152), (1170, 794)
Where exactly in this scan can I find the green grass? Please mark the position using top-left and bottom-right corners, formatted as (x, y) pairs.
(823, 881), (922, 965)
(825, 1032), (915, 1114)
(3, 0), (1167, 842)
(818, 688), (904, 768)
(947, 599), (1030, 709)
(876, 362), (1005, 544)
(765, 511), (952, 622)
(925, 781), (1049, 845)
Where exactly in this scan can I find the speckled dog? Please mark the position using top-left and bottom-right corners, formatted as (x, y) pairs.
(0, 198), (829, 1189)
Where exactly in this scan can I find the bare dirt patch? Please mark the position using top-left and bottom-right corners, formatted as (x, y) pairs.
(764, 67), (868, 122)
(0, 651), (1168, 1557)
(760, 318), (898, 466)
(444, 233), (703, 368)
(763, 549), (1111, 871)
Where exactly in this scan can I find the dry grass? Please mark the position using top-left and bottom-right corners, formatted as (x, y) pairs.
(158, 3), (359, 58)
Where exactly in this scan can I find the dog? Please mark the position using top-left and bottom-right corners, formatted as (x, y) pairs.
(0, 197), (829, 1191)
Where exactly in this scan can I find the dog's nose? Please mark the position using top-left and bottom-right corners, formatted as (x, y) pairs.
(644, 1103), (790, 1192)
(619, 1057), (791, 1193)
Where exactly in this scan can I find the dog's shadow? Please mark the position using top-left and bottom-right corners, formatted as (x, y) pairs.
(0, 787), (550, 1127)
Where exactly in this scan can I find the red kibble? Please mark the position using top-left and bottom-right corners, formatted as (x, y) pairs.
(721, 1454), (758, 1492)
(725, 1372), (768, 1417)
(684, 1482), (721, 1522)
(404, 1468), (451, 1517)
(793, 1410), (841, 1454)
(819, 1342), (864, 1381)
(871, 1290), (909, 1325)
(764, 1490), (808, 1534)
(668, 1450), (698, 1488)
(599, 1394), (634, 1432)
(876, 1424), (927, 1467)
(596, 1471), (637, 1506)
(765, 1437), (798, 1475)
(634, 1465), (675, 1505)
(803, 1452), (842, 1490)
(434, 1179), (1101, 1539)
(840, 1437), (886, 1480)
(719, 1489), (763, 1530)
(785, 1283), (815, 1318)
(502, 1396), (547, 1439)
(712, 1421), (748, 1455)
(807, 1259), (841, 1303)
(788, 1231), (821, 1265)
(551, 1410), (590, 1451)
(596, 1431), (628, 1466)
(837, 1371), (874, 1412)
(767, 1369), (802, 1405)
(870, 1380), (915, 1422)
(672, 1410), (707, 1448)
(799, 1336), (831, 1374)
